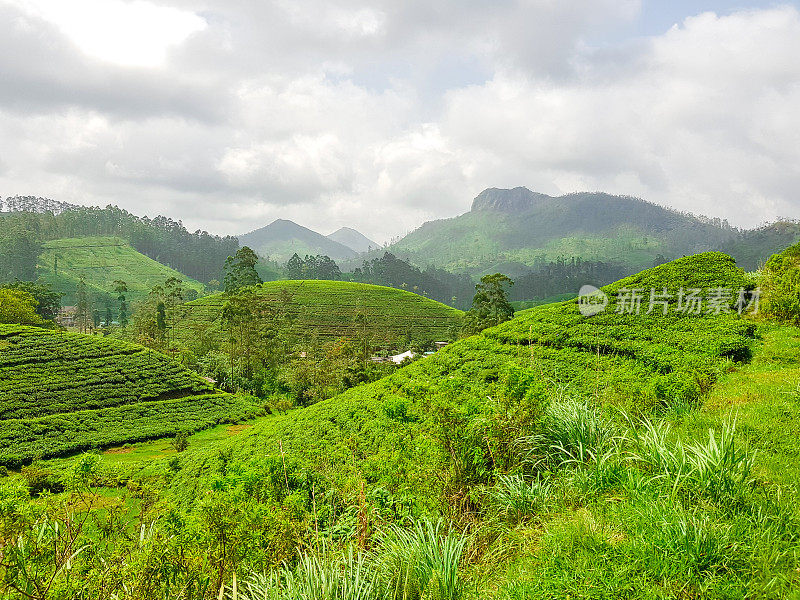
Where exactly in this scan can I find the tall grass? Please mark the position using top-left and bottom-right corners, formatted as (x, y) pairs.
(628, 418), (754, 499)
(522, 398), (617, 468)
(487, 474), (553, 524)
(380, 519), (468, 600)
(227, 546), (380, 600)
(226, 519), (468, 600)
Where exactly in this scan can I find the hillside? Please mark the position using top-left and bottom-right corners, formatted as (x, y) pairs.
(37, 236), (205, 305)
(174, 279), (463, 350)
(386, 188), (738, 276)
(240, 219), (358, 263)
(12, 252), (800, 598)
(719, 220), (800, 271)
(0, 324), (259, 466)
(166, 252), (757, 504)
(327, 226), (379, 253)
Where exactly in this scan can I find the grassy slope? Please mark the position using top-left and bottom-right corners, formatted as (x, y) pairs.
(28, 252), (800, 597)
(174, 279), (464, 349)
(37, 236), (204, 305)
(0, 325), (258, 466)
(168, 253), (754, 495)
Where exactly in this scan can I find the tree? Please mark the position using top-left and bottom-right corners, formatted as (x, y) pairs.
(0, 282), (62, 321)
(0, 226), (41, 283)
(223, 247), (262, 292)
(0, 289), (46, 326)
(113, 280), (128, 327)
(75, 276), (91, 333)
(286, 253), (303, 279)
(464, 273), (514, 333)
(164, 277), (184, 346)
(156, 301), (167, 343)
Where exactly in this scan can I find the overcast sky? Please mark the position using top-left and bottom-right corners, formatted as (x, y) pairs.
(1, 0), (799, 242)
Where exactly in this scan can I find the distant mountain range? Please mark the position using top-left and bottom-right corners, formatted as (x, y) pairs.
(378, 187), (800, 275)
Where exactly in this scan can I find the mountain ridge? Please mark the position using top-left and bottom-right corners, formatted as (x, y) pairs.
(239, 219), (357, 263)
(326, 226), (379, 253)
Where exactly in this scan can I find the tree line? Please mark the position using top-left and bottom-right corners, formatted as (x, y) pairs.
(0, 200), (237, 283)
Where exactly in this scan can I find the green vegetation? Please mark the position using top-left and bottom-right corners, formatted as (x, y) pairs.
(37, 237), (204, 305)
(175, 279), (463, 349)
(386, 189), (739, 276)
(0, 289), (48, 327)
(463, 272), (515, 333)
(1, 198), (238, 282)
(761, 239), (800, 324)
(2, 250), (800, 599)
(0, 324), (257, 466)
(223, 246), (263, 292)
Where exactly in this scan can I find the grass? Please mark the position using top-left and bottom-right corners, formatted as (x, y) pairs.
(37, 236), (204, 305)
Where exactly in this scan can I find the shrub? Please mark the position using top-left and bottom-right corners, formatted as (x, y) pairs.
(172, 431), (190, 453)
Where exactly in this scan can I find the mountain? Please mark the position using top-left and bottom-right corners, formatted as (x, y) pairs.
(384, 187), (739, 276)
(239, 219), (358, 263)
(326, 227), (379, 253)
(719, 220), (800, 271)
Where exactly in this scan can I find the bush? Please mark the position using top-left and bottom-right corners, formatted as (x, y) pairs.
(172, 431), (190, 453)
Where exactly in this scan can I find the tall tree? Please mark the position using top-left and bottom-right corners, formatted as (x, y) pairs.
(286, 253), (303, 279)
(0, 282), (62, 321)
(113, 280), (128, 327)
(223, 247), (262, 292)
(464, 273), (515, 333)
(75, 276), (90, 333)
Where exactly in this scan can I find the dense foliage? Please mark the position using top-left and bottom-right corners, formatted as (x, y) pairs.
(286, 253), (342, 280)
(2, 251), (799, 599)
(349, 252), (474, 308)
(761, 239), (800, 324)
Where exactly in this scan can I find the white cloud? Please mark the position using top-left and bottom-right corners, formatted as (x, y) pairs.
(6, 0), (206, 67)
(0, 1), (799, 243)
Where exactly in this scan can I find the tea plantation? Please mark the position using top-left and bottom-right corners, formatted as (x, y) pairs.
(0, 325), (259, 466)
(174, 279), (463, 347)
(37, 236), (204, 305)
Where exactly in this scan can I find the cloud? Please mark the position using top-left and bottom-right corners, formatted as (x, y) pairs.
(0, 0), (798, 244)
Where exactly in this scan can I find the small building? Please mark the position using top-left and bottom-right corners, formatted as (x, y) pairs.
(434, 341), (449, 350)
(390, 350), (416, 364)
(56, 306), (77, 328)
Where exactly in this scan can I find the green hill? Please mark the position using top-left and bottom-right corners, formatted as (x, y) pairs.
(172, 252), (755, 495)
(13, 252), (800, 597)
(0, 324), (259, 466)
(719, 220), (800, 271)
(174, 279), (463, 350)
(37, 236), (205, 305)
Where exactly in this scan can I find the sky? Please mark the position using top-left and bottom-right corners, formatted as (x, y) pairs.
(0, 0), (799, 242)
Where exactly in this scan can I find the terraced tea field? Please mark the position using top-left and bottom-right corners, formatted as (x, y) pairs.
(0, 325), (259, 466)
(174, 280), (463, 348)
(37, 236), (204, 304)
